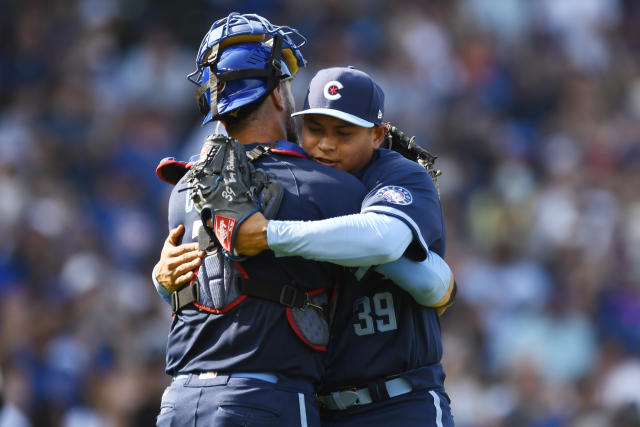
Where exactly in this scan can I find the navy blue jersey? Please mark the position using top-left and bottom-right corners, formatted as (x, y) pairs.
(322, 148), (446, 390)
(165, 141), (367, 381)
(359, 149), (445, 259)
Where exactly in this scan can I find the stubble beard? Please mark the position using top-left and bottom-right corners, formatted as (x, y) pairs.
(282, 82), (299, 144)
(285, 103), (299, 144)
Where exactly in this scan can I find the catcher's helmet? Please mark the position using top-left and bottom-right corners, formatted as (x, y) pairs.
(189, 12), (307, 125)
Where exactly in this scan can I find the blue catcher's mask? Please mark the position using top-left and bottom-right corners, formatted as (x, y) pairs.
(189, 12), (307, 125)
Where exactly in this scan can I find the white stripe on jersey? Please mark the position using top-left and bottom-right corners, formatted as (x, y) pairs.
(298, 393), (308, 427)
(429, 390), (443, 427)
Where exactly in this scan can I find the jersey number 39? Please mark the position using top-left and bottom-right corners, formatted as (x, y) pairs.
(353, 292), (397, 336)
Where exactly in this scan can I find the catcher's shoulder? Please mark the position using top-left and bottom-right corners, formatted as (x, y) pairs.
(283, 156), (366, 192)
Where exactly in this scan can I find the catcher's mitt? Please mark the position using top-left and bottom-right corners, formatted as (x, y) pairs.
(185, 134), (283, 257)
(381, 123), (442, 197)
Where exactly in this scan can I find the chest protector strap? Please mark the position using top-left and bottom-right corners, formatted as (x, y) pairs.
(170, 276), (315, 314)
(170, 265), (331, 351)
(239, 278), (309, 308)
(171, 283), (200, 314)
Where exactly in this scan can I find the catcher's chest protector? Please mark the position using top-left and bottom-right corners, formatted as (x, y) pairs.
(192, 251), (246, 314)
(179, 141), (332, 350)
(188, 249), (331, 351)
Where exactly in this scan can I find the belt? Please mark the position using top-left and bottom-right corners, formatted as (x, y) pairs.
(173, 372), (279, 384)
(318, 377), (413, 410)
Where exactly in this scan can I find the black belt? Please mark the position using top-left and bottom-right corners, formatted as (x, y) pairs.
(171, 278), (313, 314)
(318, 377), (413, 410)
(318, 363), (445, 410)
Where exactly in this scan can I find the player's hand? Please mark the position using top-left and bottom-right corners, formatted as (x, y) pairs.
(155, 225), (205, 293)
(230, 212), (270, 256)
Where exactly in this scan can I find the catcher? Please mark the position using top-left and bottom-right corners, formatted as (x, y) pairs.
(157, 67), (455, 426)
(154, 14), (369, 427)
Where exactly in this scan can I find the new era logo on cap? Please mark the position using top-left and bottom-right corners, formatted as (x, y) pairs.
(292, 67), (385, 127)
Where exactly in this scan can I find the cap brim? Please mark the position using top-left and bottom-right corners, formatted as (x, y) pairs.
(291, 108), (374, 128)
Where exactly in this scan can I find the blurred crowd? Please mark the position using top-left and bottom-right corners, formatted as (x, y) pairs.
(1, 0), (639, 426)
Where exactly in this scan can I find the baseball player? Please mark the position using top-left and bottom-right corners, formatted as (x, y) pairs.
(231, 67), (455, 426)
(155, 14), (369, 427)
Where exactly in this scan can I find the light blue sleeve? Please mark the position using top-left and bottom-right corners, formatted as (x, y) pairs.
(267, 212), (413, 266)
(374, 251), (453, 306)
(152, 264), (172, 305)
(267, 211), (453, 306)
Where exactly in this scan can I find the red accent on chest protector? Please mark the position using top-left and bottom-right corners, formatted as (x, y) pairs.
(194, 295), (248, 314)
(156, 158), (192, 185)
(286, 308), (327, 352)
(233, 262), (250, 279)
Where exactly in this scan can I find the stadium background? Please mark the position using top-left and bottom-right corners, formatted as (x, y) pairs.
(1, 0), (639, 425)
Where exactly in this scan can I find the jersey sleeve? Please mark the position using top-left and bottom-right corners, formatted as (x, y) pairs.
(374, 251), (453, 306)
(360, 152), (445, 260)
(152, 263), (172, 304)
(267, 212), (413, 266)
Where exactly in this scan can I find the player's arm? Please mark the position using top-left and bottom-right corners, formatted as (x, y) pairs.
(236, 211), (412, 266)
(152, 224), (204, 303)
(235, 210), (455, 308)
(375, 253), (456, 310)
(267, 211), (455, 308)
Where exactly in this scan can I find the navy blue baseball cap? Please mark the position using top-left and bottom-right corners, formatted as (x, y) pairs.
(292, 66), (384, 127)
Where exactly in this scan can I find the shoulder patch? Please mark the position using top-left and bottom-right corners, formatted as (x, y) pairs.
(374, 186), (413, 206)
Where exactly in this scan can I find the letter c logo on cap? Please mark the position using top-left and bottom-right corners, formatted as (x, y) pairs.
(323, 81), (343, 100)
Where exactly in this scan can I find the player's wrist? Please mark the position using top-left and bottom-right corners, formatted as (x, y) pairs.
(152, 264), (172, 303)
(266, 220), (279, 249)
(262, 220), (269, 249)
(234, 213), (270, 255)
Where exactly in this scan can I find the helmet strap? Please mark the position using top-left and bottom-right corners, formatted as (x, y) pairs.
(196, 44), (221, 117)
(266, 35), (285, 94)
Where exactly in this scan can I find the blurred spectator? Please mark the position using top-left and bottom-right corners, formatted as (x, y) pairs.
(1, 0), (639, 425)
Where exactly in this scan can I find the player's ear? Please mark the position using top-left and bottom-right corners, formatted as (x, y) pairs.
(371, 124), (387, 149)
(270, 83), (286, 111)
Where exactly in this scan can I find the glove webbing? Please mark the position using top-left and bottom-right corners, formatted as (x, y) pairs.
(178, 140), (268, 199)
(382, 123), (442, 196)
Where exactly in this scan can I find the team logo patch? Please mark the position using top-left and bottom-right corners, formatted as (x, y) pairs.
(323, 80), (343, 100)
(375, 186), (413, 205)
(214, 215), (236, 252)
